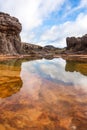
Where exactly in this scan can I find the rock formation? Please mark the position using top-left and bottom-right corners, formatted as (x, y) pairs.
(21, 42), (43, 54)
(0, 12), (22, 55)
(0, 12), (63, 57)
(66, 34), (87, 53)
(44, 45), (56, 51)
(0, 12), (44, 56)
(2, 12), (87, 56)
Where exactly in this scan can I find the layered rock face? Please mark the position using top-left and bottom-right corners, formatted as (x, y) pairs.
(0, 12), (22, 55)
(66, 34), (87, 53)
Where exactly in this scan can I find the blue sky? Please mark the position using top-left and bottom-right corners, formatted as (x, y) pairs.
(0, 0), (87, 47)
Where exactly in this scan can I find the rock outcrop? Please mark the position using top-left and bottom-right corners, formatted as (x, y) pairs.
(21, 42), (43, 54)
(66, 34), (87, 53)
(0, 12), (22, 55)
(44, 45), (56, 51)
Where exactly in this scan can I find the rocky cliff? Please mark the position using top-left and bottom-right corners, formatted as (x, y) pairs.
(0, 12), (22, 55)
(66, 34), (87, 53)
(0, 12), (45, 56)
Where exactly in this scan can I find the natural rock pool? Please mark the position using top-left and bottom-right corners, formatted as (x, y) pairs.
(0, 58), (87, 130)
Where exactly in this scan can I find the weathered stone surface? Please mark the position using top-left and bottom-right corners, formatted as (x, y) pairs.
(43, 45), (62, 55)
(21, 42), (43, 54)
(0, 12), (22, 55)
(44, 45), (56, 50)
(81, 34), (87, 48)
(66, 34), (87, 53)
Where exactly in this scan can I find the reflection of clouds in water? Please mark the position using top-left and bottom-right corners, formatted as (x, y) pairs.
(20, 65), (42, 100)
(40, 59), (87, 89)
(21, 58), (87, 92)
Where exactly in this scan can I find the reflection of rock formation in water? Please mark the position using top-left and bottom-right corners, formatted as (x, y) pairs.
(0, 57), (43, 98)
(0, 59), (22, 98)
(0, 77), (22, 98)
(65, 60), (87, 76)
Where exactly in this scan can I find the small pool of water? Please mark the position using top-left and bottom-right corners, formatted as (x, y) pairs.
(0, 58), (87, 130)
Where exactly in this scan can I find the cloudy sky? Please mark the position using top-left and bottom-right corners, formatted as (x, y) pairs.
(0, 0), (87, 47)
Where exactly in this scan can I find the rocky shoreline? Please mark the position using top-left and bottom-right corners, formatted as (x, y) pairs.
(0, 12), (87, 61)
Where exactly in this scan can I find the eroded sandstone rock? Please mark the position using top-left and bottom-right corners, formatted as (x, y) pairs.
(66, 34), (87, 53)
(0, 12), (22, 55)
(21, 42), (43, 54)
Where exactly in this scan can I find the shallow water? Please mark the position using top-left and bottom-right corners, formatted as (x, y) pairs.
(0, 58), (87, 130)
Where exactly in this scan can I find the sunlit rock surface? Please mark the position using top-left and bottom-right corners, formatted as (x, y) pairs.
(0, 12), (22, 55)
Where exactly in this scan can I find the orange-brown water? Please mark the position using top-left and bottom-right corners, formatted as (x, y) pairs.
(0, 58), (87, 130)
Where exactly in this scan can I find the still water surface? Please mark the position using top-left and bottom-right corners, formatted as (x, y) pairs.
(0, 58), (87, 130)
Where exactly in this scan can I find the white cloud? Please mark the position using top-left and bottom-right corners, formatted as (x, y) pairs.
(40, 13), (87, 47)
(21, 31), (35, 43)
(63, 0), (87, 18)
(79, 0), (87, 7)
(0, 0), (65, 42)
(0, 0), (42, 30)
